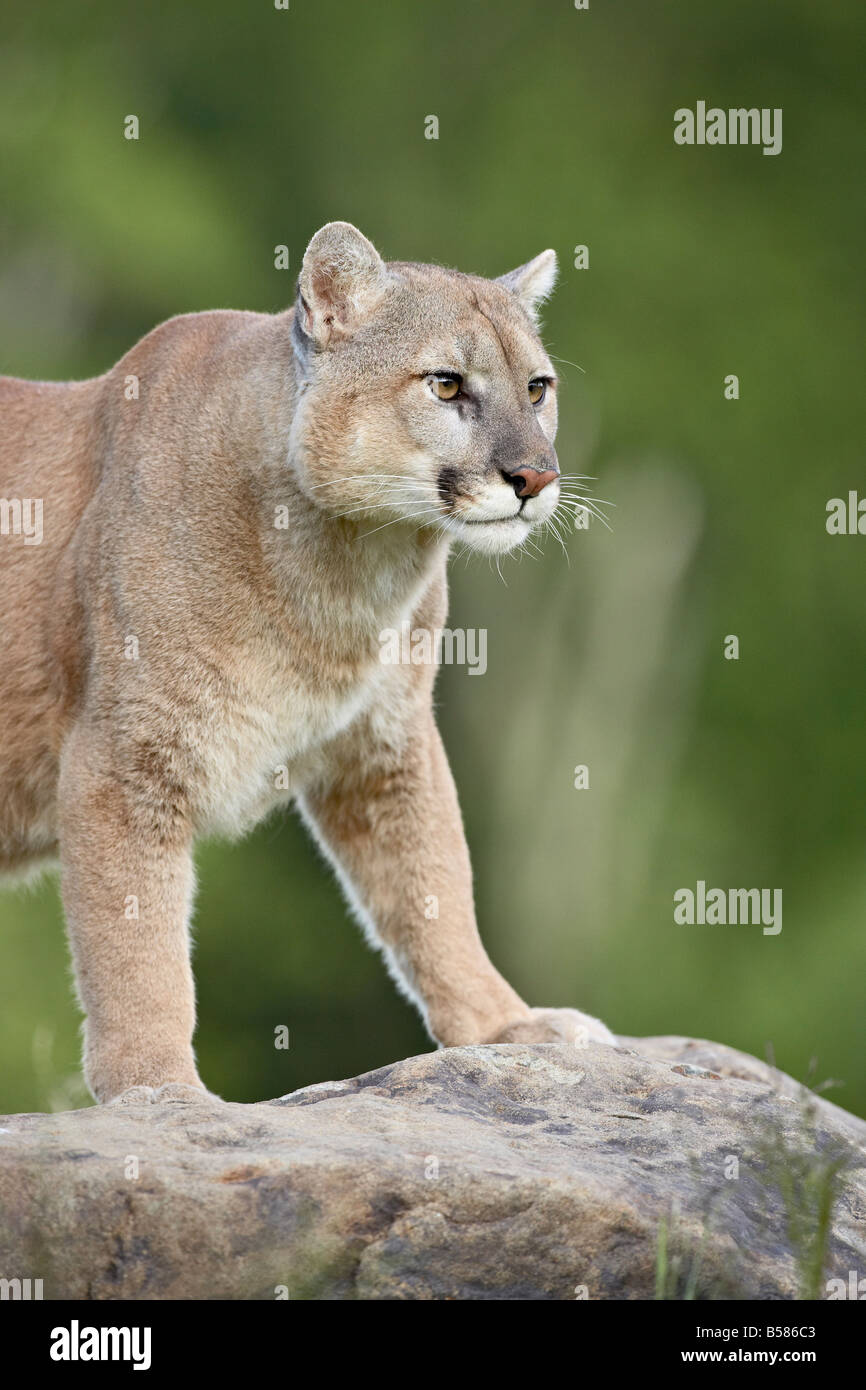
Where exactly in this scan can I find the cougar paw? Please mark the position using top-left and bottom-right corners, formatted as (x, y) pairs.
(487, 1006), (616, 1049)
(108, 1082), (219, 1106)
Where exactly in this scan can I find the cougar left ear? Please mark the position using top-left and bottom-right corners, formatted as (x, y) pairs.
(497, 249), (558, 323)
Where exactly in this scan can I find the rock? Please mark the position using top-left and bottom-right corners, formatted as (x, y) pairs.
(1, 1037), (864, 1300)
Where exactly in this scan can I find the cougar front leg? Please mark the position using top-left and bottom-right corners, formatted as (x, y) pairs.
(58, 724), (205, 1103)
(301, 711), (537, 1047)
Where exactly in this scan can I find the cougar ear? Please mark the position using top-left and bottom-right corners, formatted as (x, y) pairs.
(296, 222), (390, 348)
(497, 249), (558, 323)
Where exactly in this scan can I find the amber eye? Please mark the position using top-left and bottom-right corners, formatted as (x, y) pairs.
(429, 373), (462, 400)
(528, 378), (547, 405)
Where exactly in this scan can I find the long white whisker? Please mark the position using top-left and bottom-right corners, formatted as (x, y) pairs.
(307, 475), (412, 490)
(565, 501), (613, 532)
(331, 491), (422, 520)
(556, 489), (615, 507)
(354, 507), (447, 540)
(548, 353), (586, 375)
(566, 500), (608, 522)
(560, 498), (616, 520)
(545, 512), (572, 565)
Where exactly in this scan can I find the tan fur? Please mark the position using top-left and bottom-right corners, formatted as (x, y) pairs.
(0, 223), (613, 1104)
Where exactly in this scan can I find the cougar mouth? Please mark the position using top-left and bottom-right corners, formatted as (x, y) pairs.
(459, 511), (524, 526)
(440, 510), (532, 555)
(433, 464), (558, 551)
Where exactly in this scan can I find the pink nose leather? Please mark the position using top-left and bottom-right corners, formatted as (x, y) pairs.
(510, 467), (559, 498)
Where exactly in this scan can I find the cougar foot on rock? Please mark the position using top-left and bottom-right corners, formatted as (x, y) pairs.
(108, 1083), (220, 1105)
(487, 1006), (616, 1048)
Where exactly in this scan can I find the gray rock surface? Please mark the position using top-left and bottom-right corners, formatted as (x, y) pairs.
(1, 1036), (864, 1300)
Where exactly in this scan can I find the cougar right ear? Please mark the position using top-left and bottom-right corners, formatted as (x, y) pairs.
(497, 249), (558, 325)
(296, 222), (391, 349)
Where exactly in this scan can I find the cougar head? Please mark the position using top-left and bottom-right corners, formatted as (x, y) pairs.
(290, 221), (561, 556)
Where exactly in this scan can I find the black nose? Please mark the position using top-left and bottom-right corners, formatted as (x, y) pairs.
(502, 466), (560, 499)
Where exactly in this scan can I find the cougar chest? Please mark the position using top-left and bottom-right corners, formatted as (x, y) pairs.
(197, 644), (380, 837)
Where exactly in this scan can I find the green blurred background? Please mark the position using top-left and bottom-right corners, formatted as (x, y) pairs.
(1, 0), (864, 1116)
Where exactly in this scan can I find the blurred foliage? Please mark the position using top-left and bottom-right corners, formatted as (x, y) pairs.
(1, 0), (864, 1115)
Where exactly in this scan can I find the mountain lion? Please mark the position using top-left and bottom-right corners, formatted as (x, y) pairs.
(0, 222), (614, 1104)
